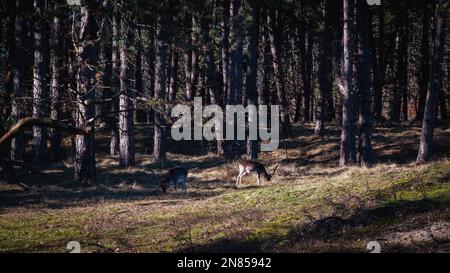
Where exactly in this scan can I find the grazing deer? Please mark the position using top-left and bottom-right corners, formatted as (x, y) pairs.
(160, 167), (188, 194)
(235, 160), (278, 187)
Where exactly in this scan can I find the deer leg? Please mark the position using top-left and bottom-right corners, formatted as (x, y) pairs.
(236, 171), (244, 187)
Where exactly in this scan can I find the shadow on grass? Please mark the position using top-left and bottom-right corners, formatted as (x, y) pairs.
(174, 183), (450, 253)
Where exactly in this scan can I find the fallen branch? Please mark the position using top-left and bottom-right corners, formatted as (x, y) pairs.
(0, 117), (94, 148)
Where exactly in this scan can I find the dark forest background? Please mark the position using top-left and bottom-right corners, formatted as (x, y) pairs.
(0, 0), (448, 185)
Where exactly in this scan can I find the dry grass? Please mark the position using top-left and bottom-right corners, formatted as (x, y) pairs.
(0, 122), (449, 253)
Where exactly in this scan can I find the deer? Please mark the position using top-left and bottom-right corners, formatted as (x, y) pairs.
(235, 160), (278, 188)
(160, 167), (189, 194)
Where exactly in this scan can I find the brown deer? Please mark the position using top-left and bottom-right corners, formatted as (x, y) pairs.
(235, 160), (278, 187)
(160, 167), (188, 194)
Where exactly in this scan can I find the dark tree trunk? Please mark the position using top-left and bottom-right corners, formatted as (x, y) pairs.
(389, 1), (408, 122)
(168, 47), (178, 103)
(11, 0), (25, 161)
(49, 2), (64, 162)
(99, 0), (112, 124)
(258, 25), (271, 107)
(339, 0), (356, 166)
(154, 19), (168, 162)
(184, 14), (199, 102)
(218, 0), (230, 157)
(246, 1), (260, 160)
(371, 4), (385, 119)
(119, 11), (135, 168)
(110, 3), (120, 155)
(224, 0), (244, 160)
(356, 0), (373, 166)
(315, 0), (333, 136)
(32, 0), (48, 166)
(417, 0), (430, 121)
(74, 0), (99, 184)
(267, 4), (291, 137)
(302, 32), (313, 123)
(417, 0), (448, 164)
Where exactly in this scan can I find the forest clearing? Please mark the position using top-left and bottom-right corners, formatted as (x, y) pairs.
(1, 122), (449, 253)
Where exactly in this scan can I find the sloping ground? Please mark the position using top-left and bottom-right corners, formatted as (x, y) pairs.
(0, 123), (449, 253)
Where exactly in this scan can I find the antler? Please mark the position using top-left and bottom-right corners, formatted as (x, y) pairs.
(271, 164), (279, 176)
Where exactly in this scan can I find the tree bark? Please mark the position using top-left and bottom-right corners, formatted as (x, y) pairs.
(74, 0), (99, 183)
(339, 0), (356, 166)
(389, 1), (408, 122)
(267, 3), (291, 137)
(417, 0), (448, 164)
(49, 2), (64, 162)
(315, 0), (333, 136)
(371, 4), (385, 119)
(32, 0), (48, 166)
(356, 0), (373, 166)
(109, 2), (120, 155)
(246, 1), (260, 160)
(154, 18), (168, 162)
(218, 0), (230, 157)
(168, 47), (178, 103)
(119, 10), (135, 168)
(416, 0), (430, 121)
(11, 0), (26, 161)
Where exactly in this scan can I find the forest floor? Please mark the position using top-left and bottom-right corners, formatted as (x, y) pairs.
(0, 122), (450, 253)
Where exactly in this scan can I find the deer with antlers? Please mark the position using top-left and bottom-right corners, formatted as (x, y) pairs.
(235, 160), (278, 188)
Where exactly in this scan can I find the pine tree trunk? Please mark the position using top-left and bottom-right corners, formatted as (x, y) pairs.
(417, 0), (448, 164)
(339, 0), (356, 166)
(110, 3), (120, 155)
(389, 1), (408, 122)
(154, 20), (168, 163)
(315, 0), (333, 136)
(246, 1), (259, 160)
(11, 0), (25, 161)
(356, 0), (373, 166)
(302, 32), (313, 123)
(267, 4), (291, 137)
(32, 0), (48, 166)
(417, 0), (430, 121)
(168, 47), (178, 103)
(218, 0), (230, 157)
(99, 0), (113, 125)
(119, 12), (135, 168)
(49, 2), (64, 162)
(372, 4), (384, 119)
(74, 0), (98, 183)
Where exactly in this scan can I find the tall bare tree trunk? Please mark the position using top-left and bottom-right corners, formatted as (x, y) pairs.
(110, 3), (120, 155)
(339, 0), (356, 166)
(246, 1), (260, 160)
(356, 0), (373, 166)
(32, 0), (48, 166)
(154, 18), (168, 163)
(315, 0), (333, 136)
(49, 2), (64, 162)
(11, 0), (25, 161)
(417, 0), (448, 164)
(371, 4), (385, 119)
(168, 47), (178, 103)
(74, 0), (98, 183)
(267, 2), (291, 137)
(417, 0), (430, 121)
(218, 0), (230, 157)
(119, 10), (135, 168)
